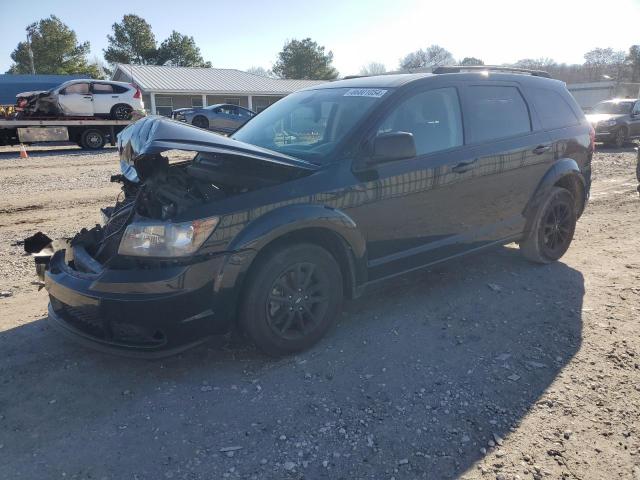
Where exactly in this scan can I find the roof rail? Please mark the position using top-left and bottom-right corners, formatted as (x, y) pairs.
(432, 65), (551, 78)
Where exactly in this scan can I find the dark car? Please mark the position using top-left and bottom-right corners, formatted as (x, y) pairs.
(39, 67), (592, 357)
(585, 98), (640, 148)
(171, 103), (255, 133)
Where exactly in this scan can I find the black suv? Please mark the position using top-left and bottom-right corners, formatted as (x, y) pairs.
(586, 98), (640, 147)
(41, 67), (593, 357)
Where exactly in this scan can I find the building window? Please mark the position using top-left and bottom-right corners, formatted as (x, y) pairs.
(224, 98), (241, 106)
(155, 96), (173, 116)
(191, 96), (203, 108)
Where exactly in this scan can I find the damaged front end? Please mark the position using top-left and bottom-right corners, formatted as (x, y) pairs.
(15, 90), (61, 117)
(32, 116), (318, 356)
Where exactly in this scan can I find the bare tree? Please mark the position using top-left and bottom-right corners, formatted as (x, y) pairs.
(247, 66), (276, 78)
(399, 45), (454, 71)
(459, 57), (484, 66)
(513, 57), (556, 71)
(359, 62), (386, 76)
(583, 47), (626, 81)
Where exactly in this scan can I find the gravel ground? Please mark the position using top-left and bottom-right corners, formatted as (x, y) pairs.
(0, 144), (639, 480)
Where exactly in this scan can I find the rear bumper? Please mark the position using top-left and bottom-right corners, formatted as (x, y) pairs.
(45, 248), (250, 357)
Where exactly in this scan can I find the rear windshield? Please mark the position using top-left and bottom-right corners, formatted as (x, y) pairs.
(592, 101), (634, 114)
(232, 87), (389, 163)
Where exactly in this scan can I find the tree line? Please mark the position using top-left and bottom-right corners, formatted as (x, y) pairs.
(6, 15), (640, 84)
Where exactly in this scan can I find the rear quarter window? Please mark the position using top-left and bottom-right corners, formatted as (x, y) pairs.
(529, 87), (580, 130)
(464, 85), (531, 143)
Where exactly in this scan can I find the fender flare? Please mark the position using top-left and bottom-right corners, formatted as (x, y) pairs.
(220, 203), (367, 299)
(524, 158), (586, 226)
(227, 203), (365, 255)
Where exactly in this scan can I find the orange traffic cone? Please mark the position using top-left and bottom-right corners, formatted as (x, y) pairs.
(19, 144), (28, 159)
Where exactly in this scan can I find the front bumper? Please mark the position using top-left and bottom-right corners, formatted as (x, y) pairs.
(45, 248), (247, 357)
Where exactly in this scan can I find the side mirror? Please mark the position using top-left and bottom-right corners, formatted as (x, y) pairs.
(369, 132), (416, 165)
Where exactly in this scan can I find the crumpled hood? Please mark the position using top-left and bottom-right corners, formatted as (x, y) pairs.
(585, 113), (625, 124)
(117, 115), (319, 181)
(16, 90), (48, 98)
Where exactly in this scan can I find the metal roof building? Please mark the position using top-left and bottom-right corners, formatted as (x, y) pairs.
(0, 74), (86, 105)
(112, 64), (326, 115)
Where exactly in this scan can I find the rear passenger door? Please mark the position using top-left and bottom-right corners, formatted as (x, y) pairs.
(457, 83), (554, 236)
(91, 83), (117, 115)
(631, 101), (640, 137)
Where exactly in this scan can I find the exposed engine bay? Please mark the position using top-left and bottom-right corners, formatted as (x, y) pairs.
(26, 116), (318, 273)
(15, 90), (61, 118)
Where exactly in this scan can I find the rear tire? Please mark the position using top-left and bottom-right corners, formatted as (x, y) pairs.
(520, 187), (577, 264)
(192, 116), (209, 129)
(79, 129), (105, 150)
(239, 243), (343, 356)
(110, 104), (133, 120)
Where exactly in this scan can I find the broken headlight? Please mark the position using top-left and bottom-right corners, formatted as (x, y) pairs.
(118, 217), (219, 257)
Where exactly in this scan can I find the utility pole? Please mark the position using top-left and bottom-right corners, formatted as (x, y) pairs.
(26, 30), (36, 74)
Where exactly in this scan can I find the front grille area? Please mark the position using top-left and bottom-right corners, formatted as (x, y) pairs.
(50, 297), (106, 339)
(50, 296), (165, 347)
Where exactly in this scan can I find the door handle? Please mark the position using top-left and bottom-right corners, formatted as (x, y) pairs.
(532, 144), (552, 154)
(451, 158), (477, 173)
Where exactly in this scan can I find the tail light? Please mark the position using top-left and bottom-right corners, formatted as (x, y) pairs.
(131, 85), (141, 99)
(589, 124), (596, 152)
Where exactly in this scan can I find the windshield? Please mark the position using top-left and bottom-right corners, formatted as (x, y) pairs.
(592, 101), (634, 114)
(232, 87), (389, 163)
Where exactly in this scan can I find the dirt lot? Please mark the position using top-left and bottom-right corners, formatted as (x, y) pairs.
(0, 144), (639, 480)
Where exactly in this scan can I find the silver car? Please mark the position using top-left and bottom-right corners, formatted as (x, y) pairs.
(171, 104), (255, 133)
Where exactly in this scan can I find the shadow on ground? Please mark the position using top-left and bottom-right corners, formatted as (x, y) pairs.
(0, 245), (584, 479)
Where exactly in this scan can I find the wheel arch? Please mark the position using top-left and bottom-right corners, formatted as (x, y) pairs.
(524, 158), (587, 230)
(227, 204), (367, 301)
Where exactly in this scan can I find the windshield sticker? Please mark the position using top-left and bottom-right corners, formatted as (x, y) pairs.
(344, 88), (387, 98)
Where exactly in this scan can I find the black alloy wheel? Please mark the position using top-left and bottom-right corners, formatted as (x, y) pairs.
(520, 187), (576, 263)
(540, 202), (572, 257)
(111, 104), (133, 120)
(239, 243), (343, 356)
(266, 262), (330, 340)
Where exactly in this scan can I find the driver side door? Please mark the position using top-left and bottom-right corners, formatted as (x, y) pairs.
(348, 86), (479, 280)
(57, 82), (94, 116)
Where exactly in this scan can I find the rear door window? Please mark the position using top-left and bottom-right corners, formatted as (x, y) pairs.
(92, 83), (114, 94)
(464, 85), (531, 143)
(529, 87), (579, 130)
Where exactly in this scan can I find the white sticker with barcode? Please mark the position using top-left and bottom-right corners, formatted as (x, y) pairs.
(343, 88), (387, 98)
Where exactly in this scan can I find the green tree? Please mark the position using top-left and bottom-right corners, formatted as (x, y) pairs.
(7, 15), (99, 76)
(273, 38), (338, 80)
(104, 14), (157, 65)
(460, 57), (484, 66)
(156, 31), (211, 67)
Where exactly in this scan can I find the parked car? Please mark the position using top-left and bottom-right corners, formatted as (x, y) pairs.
(38, 67), (592, 357)
(585, 98), (640, 148)
(15, 79), (144, 119)
(171, 103), (255, 133)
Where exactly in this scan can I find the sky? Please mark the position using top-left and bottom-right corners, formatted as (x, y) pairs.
(1, 0), (639, 76)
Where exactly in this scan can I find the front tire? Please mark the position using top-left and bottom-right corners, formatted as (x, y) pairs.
(520, 187), (577, 264)
(613, 127), (628, 148)
(239, 243), (343, 356)
(192, 116), (209, 129)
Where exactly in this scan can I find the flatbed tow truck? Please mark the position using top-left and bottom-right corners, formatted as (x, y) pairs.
(0, 117), (133, 149)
